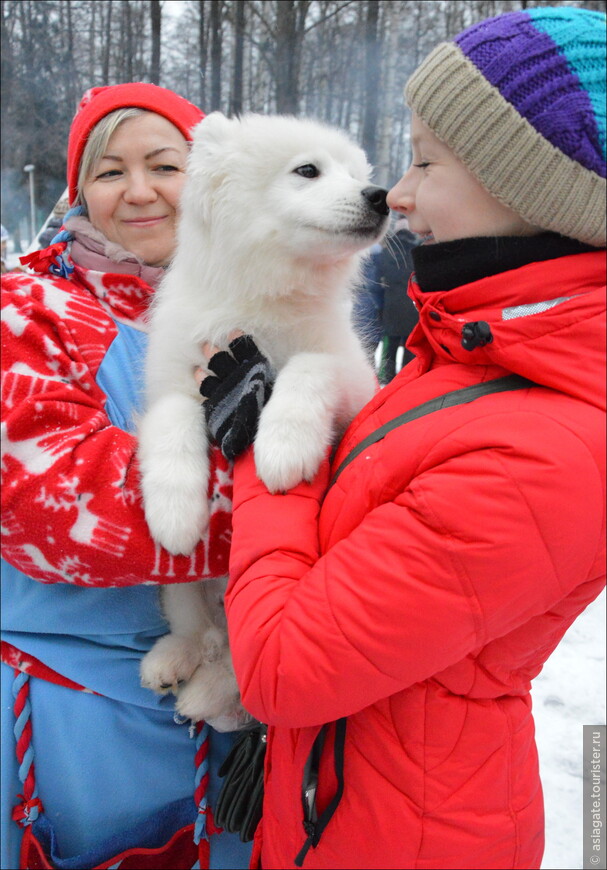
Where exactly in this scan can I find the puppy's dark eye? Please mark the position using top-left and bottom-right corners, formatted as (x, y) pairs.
(294, 164), (320, 179)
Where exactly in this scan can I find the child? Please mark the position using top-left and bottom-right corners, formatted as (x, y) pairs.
(203, 7), (606, 869)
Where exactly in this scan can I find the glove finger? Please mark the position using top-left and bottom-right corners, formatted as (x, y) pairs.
(229, 334), (261, 364)
(199, 374), (222, 399)
(207, 350), (239, 379)
(221, 424), (253, 461)
(221, 399), (261, 459)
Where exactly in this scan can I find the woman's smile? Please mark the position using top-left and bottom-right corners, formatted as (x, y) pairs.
(121, 215), (168, 227)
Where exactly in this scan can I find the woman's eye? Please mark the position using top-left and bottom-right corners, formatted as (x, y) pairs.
(96, 169), (122, 179)
(294, 164), (320, 179)
(155, 164), (180, 173)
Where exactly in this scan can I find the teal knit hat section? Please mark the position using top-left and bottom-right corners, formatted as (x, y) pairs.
(528, 7), (606, 162)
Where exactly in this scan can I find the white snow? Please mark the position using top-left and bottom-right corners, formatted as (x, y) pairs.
(533, 587), (606, 869)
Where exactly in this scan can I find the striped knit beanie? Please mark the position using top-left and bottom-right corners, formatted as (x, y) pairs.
(67, 83), (204, 206)
(405, 7), (606, 247)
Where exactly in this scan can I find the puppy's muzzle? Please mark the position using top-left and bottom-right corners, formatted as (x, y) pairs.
(361, 186), (389, 216)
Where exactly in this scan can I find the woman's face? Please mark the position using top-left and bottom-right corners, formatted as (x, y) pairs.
(82, 113), (189, 267)
(387, 113), (537, 243)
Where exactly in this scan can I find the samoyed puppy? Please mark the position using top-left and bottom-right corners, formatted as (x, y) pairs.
(138, 112), (388, 727)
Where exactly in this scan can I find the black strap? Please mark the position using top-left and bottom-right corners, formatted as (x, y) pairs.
(294, 717), (347, 867)
(329, 374), (536, 488)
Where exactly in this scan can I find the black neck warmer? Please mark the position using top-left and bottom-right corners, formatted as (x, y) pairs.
(411, 233), (599, 293)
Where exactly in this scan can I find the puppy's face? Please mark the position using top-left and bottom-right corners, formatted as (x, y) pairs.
(182, 113), (389, 262)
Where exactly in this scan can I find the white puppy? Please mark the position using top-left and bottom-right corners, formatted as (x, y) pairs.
(139, 112), (388, 727)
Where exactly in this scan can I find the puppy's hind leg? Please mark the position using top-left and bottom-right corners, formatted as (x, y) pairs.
(140, 581), (224, 695)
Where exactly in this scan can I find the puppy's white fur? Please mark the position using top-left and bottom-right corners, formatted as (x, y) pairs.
(139, 112), (387, 727)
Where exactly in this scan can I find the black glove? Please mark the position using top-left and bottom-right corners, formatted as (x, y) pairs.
(200, 335), (275, 461)
(214, 723), (267, 842)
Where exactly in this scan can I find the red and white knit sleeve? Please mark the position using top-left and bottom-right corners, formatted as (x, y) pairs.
(1, 271), (231, 586)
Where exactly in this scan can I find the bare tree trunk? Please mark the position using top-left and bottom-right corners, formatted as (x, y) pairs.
(0, 0), (14, 167)
(275, 0), (294, 112)
(123, 0), (133, 82)
(102, 1), (112, 82)
(230, 0), (245, 116)
(361, 0), (380, 165)
(210, 0), (222, 110)
(64, 0), (76, 111)
(150, 0), (161, 84)
(88, 0), (96, 85)
(199, 0), (207, 109)
(275, 0), (309, 114)
(374, 2), (399, 186)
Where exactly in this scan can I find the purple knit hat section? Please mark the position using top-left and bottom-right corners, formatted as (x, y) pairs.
(455, 11), (604, 177)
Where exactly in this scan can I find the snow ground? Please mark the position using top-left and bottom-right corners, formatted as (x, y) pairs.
(533, 587), (606, 869)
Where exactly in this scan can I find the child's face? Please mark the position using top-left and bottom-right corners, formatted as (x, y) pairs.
(387, 114), (537, 244)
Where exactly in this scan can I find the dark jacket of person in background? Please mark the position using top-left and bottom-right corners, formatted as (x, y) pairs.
(377, 226), (419, 379)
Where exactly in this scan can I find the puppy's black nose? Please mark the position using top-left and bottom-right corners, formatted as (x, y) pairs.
(361, 186), (389, 216)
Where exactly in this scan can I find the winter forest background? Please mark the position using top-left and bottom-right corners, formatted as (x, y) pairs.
(2, 0), (607, 249)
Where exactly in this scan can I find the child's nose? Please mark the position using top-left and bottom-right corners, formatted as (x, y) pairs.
(387, 168), (416, 215)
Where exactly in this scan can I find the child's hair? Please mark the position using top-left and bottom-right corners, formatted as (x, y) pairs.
(406, 7), (606, 247)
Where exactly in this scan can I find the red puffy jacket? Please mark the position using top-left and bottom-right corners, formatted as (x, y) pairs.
(226, 251), (606, 870)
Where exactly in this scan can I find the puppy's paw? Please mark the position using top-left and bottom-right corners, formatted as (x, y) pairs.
(254, 413), (329, 492)
(174, 653), (246, 726)
(140, 633), (203, 695)
(142, 479), (210, 556)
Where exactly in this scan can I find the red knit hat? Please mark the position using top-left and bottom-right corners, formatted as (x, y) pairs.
(67, 83), (205, 206)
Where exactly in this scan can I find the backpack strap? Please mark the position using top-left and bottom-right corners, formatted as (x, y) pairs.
(330, 374), (537, 489)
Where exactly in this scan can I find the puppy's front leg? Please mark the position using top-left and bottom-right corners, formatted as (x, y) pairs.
(139, 391), (210, 555)
(254, 352), (339, 492)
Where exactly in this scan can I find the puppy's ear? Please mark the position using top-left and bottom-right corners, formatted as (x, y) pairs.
(185, 113), (237, 226)
(191, 112), (236, 159)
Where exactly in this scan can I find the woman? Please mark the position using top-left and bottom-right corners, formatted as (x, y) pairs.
(205, 7), (605, 869)
(1, 83), (252, 870)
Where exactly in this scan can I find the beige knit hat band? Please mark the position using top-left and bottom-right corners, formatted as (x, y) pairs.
(405, 42), (606, 247)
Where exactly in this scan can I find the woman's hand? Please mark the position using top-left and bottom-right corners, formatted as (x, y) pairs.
(198, 334), (275, 461)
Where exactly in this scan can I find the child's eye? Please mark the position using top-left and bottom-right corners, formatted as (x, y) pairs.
(413, 162), (431, 169)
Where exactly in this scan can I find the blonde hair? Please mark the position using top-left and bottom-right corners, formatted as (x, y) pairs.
(75, 108), (146, 209)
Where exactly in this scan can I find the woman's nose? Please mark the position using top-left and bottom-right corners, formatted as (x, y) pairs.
(123, 171), (158, 204)
(387, 167), (416, 215)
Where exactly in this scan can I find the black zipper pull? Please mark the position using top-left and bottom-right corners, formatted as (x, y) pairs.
(294, 832), (315, 867)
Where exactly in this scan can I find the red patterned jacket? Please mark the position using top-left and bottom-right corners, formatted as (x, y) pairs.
(1, 250), (232, 682)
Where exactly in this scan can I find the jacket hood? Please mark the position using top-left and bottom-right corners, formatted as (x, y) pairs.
(407, 250), (606, 411)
